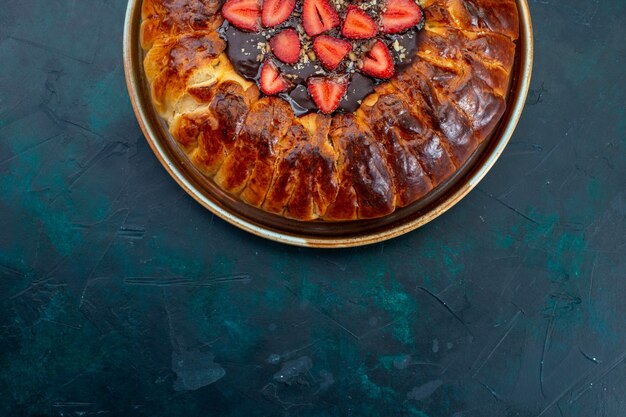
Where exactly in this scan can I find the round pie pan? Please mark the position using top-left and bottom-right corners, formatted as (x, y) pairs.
(123, 0), (533, 248)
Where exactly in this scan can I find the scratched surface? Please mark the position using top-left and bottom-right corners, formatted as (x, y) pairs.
(1, 0), (625, 416)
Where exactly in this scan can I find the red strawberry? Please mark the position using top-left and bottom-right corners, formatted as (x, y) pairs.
(313, 35), (351, 71)
(380, 0), (423, 34)
(302, 0), (340, 36)
(270, 29), (301, 64)
(222, 0), (261, 32)
(360, 40), (394, 79)
(307, 76), (349, 114)
(341, 6), (377, 39)
(260, 60), (289, 95)
(262, 0), (296, 27)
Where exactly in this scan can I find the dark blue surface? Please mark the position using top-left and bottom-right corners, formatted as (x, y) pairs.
(1, 1), (625, 416)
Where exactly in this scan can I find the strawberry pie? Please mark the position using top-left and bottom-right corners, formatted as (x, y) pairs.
(141, 0), (520, 220)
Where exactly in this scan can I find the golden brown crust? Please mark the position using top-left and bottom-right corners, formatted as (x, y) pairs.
(141, 0), (223, 49)
(326, 114), (395, 220)
(264, 114), (339, 220)
(361, 95), (433, 207)
(422, 0), (519, 41)
(362, 92), (456, 193)
(144, 32), (226, 118)
(170, 81), (259, 174)
(214, 97), (294, 205)
(420, 25), (516, 97)
(392, 69), (480, 164)
(140, 0), (520, 221)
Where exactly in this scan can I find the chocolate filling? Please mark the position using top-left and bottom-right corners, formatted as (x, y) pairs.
(219, 2), (425, 115)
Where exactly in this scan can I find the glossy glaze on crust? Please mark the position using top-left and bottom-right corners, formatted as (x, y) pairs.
(141, 0), (519, 221)
(141, 0), (223, 48)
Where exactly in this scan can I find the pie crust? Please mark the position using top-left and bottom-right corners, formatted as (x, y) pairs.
(141, 0), (519, 221)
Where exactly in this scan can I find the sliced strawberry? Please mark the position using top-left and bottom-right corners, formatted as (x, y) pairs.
(360, 40), (394, 79)
(222, 0), (261, 32)
(307, 76), (349, 114)
(313, 35), (351, 71)
(302, 0), (340, 36)
(260, 60), (289, 95)
(262, 0), (296, 27)
(380, 0), (423, 34)
(270, 29), (301, 64)
(341, 6), (377, 39)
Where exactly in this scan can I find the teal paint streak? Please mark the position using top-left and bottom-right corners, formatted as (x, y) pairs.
(0, 291), (103, 412)
(406, 406), (431, 417)
(299, 275), (320, 301)
(546, 231), (586, 280)
(619, 107), (626, 145)
(223, 319), (252, 342)
(261, 286), (290, 312)
(354, 258), (421, 344)
(586, 258), (623, 343)
(499, 206), (623, 360)
(378, 354), (405, 371)
(372, 278), (417, 345)
(1, 155), (80, 258)
(421, 236), (466, 277)
(496, 223), (519, 249)
(502, 209), (587, 281)
(88, 69), (132, 134)
(356, 365), (395, 401)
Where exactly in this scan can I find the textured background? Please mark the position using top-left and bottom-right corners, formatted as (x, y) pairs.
(1, 0), (625, 416)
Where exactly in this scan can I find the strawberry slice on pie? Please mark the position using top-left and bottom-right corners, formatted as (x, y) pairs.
(302, 0), (340, 36)
(221, 0), (261, 32)
(307, 76), (349, 114)
(313, 35), (352, 71)
(360, 40), (395, 79)
(380, 0), (423, 34)
(222, 0), (425, 113)
(262, 0), (296, 27)
(270, 29), (301, 64)
(260, 60), (289, 95)
(341, 5), (377, 39)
